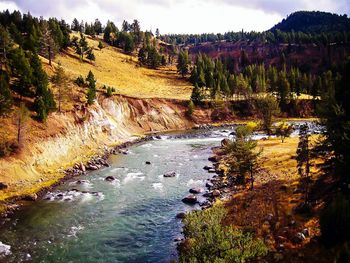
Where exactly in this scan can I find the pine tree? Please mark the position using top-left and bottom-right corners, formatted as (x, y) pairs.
(8, 48), (33, 97)
(98, 41), (104, 50)
(51, 63), (69, 112)
(177, 50), (190, 77)
(190, 83), (204, 105)
(94, 19), (103, 35)
(0, 25), (12, 70)
(39, 21), (57, 66)
(255, 95), (280, 135)
(86, 70), (96, 105)
(223, 125), (261, 189)
(86, 48), (95, 62)
(34, 97), (47, 122)
(138, 46), (147, 65)
(71, 18), (80, 31)
(31, 52), (56, 120)
(0, 71), (13, 115)
(296, 124), (310, 202)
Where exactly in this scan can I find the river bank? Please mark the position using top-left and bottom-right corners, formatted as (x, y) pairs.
(179, 127), (327, 262)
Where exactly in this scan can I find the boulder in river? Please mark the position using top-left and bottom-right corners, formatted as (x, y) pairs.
(164, 171), (177, 178)
(203, 165), (212, 171)
(212, 190), (221, 197)
(221, 138), (231, 147)
(208, 156), (218, 162)
(88, 165), (99, 171)
(206, 182), (214, 188)
(80, 162), (86, 172)
(176, 212), (186, 219)
(0, 241), (11, 256)
(22, 193), (38, 201)
(182, 194), (197, 204)
(189, 188), (202, 194)
(105, 176), (116, 182)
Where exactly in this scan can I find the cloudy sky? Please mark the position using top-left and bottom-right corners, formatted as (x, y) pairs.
(0, 0), (349, 34)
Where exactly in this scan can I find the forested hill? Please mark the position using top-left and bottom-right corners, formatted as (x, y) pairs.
(270, 11), (350, 34)
(161, 11), (350, 46)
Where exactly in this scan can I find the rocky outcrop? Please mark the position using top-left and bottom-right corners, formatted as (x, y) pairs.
(0, 96), (192, 211)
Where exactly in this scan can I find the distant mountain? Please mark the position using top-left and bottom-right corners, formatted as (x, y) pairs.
(270, 11), (350, 33)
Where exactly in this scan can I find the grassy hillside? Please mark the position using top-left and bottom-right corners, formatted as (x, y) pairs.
(50, 33), (192, 100)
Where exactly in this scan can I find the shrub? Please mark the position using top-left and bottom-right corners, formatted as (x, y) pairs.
(0, 141), (19, 157)
(274, 122), (293, 142)
(75, 75), (85, 87)
(320, 193), (350, 247)
(186, 100), (195, 117)
(106, 86), (113, 97)
(179, 205), (268, 263)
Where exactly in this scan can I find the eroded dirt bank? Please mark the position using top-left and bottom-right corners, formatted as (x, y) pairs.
(0, 95), (198, 212)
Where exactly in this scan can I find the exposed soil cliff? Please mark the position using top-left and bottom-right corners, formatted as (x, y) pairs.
(0, 95), (193, 212)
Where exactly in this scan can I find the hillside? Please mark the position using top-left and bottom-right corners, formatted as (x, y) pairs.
(51, 34), (192, 100)
(270, 11), (350, 33)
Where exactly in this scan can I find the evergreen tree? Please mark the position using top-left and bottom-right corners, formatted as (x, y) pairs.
(86, 48), (95, 62)
(51, 63), (69, 112)
(94, 19), (103, 35)
(255, 95), (280, 135)
(190, 83), (204, 105)
(71, 18), (80, 31)
(98, 41), (104, 50)
(296, 124), (310, 202)
(0, 71), (13, 115)
(86, 70), (97, 105)
(223, 125), (261, 189)
(177, 50), (190, 77)
(8, 47), (33, 97)
(34, 97), (47, 122)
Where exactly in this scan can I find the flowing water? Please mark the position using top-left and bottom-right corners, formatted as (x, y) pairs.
(0, 121), (319, 263)
(0, 128), (237, 263)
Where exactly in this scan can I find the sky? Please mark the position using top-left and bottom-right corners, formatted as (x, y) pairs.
(0, 0), (349, 34)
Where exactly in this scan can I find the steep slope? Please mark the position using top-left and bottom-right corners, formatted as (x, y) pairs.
(0, 95), (191, 211)
(52, 34), (192, 100)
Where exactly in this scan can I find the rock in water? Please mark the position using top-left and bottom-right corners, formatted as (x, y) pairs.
(164, 171), (176, 178)
(212, 190), (221, 197)
(176, 212), (186, 219)
(22, 193), (38, 201)
(189, 188), (202, 194)
(208, 156), (218, 162)
(80, 162), (86, 172)
(0, 241), (11, 256)
(105, 176), (115, 182)
(182, 194), (197, 204)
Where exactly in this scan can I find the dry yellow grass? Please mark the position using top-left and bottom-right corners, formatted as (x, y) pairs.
(48, 34), (192, 100)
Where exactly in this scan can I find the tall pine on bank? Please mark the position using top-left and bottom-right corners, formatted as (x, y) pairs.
(86, 70), (97, 105)
(31, 53), (56, 122)
(0, 71), (13, 115)
(177, 50), (190, 77)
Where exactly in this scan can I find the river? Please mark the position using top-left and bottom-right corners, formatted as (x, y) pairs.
(0, 127), (237, 263)
(0, 121), (320, 263)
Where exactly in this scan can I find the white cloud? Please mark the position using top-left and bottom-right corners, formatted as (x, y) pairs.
(0, 0), (348, 33)
(0, 0), (19, 12)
